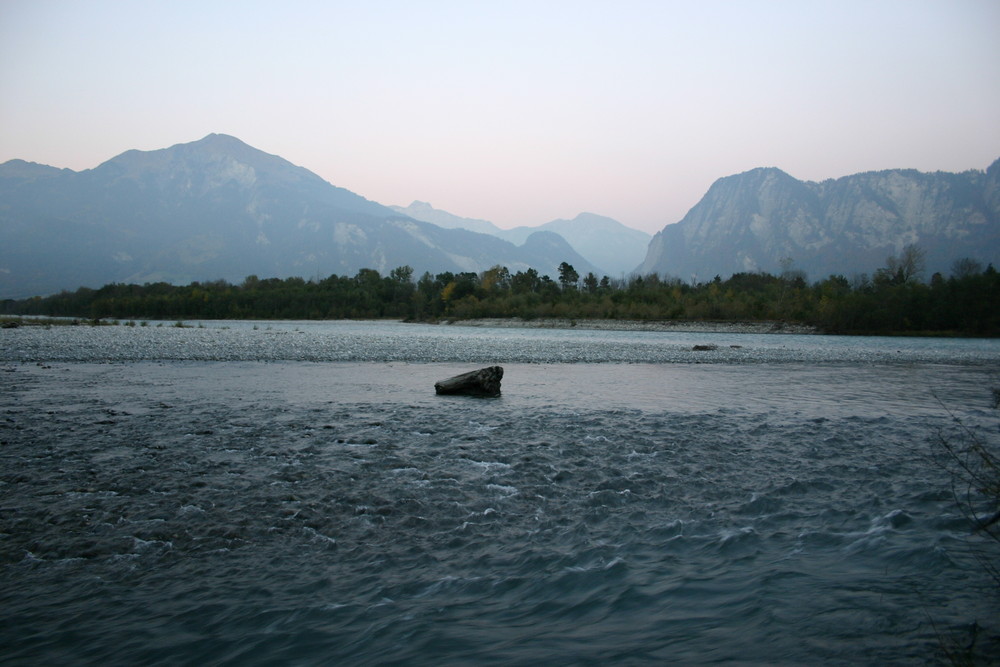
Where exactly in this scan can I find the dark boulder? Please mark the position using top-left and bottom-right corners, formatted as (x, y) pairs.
(435, 366), (504, 397)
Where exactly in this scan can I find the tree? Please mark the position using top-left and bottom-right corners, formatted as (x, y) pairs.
(389, 266), (414, 283)
(511, 268), (540, 294)
(952, 257), (984, 279)
(480, 265), (511, 292)
(558, 262), (579, 290)
(779, 257), (808, 285)
(876, 244), (926, 285)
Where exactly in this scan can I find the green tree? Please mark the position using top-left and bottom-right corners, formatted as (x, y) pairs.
(558, 262), (579, 290)
(511, 268), (540, 294)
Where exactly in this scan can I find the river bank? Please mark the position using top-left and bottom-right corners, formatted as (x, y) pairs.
(6, 319), (999, 365)
(440, 317), (819, 334)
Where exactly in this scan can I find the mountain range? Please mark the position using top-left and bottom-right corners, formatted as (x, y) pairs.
(639, 161), (1000, 281)
(390, 203), (650, 276)
(0, 134), (601, 298)
(1, 133), (998, 300)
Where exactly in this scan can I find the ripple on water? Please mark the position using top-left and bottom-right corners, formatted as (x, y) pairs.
(1, 342), (999, 664)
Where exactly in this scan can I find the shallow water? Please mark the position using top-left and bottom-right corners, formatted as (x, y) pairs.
(2, 322), (999, 665)
(3, 318), (999, 364)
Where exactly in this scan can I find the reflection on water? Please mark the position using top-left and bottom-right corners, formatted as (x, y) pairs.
(258, 361), (995, 419)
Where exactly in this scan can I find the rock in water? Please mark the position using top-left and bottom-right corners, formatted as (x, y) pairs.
(435, 366), (504, 397)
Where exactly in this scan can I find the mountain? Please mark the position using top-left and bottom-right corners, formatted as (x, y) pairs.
(392, 203), (650, 276)
(638, 161), (1000, 281)
(504, 213), (651, 277)
(389, 201), (503, 237)
(0, 134), (597, 298)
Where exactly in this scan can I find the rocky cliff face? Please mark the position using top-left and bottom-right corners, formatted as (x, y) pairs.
(639, 161), (1000, 281)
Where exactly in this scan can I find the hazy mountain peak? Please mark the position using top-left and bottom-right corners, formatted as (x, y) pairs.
(0, 159), (70, 180)
(100, 132), (290, 174)
(549, 211), (643, 232)
(194, 132), (248, 147)
(390, 201), (502, 236)
(528, 213), (652, 276)
(396, 201), (651, 276)
(180, 133), (287, 166)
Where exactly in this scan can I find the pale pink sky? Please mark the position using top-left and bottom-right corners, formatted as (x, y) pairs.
(1, 0), (998, 234)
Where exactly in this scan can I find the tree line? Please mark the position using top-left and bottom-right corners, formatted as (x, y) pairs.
(3, 248), (998, 336)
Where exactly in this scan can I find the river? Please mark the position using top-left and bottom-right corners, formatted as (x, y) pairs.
(2, 321), (998, 664)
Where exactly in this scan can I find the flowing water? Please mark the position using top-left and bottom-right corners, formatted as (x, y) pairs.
(2, 321), (999, 665)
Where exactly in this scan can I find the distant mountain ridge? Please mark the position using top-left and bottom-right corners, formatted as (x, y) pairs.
(5, 135), (994, 299)
(389, 201), (503, 237)
(0, 134), (599, 298)
(391, 203), (651, 276)
(639, 161), (1000, 281)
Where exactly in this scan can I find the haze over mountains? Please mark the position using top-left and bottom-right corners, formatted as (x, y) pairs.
(0, 134), (600, 298)
(1, 133), (997, 300)
(390, 203), (650, 277)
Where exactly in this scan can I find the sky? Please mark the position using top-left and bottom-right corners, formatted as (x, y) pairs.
(1, 1), (998, 234)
